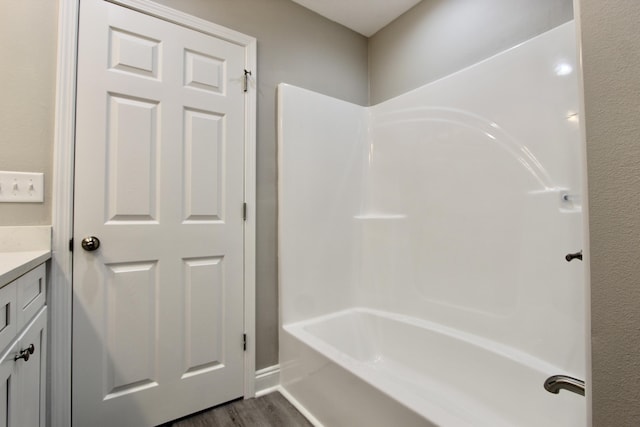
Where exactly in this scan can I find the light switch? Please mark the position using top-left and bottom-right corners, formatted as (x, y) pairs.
(0, 171), (44, 203)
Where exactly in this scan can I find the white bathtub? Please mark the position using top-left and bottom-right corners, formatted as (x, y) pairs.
(282, 308), (585, 427)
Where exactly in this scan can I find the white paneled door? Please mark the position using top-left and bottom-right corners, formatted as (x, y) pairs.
(72, 1), (248, 425)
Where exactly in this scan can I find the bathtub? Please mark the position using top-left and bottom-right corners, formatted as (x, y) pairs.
(281, 308), (585, 427)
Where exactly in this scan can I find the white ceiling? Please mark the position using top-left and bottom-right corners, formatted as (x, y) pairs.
(291, 0), (422, 37)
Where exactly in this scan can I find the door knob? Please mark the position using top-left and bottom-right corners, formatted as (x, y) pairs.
(81, 236), (101, 251)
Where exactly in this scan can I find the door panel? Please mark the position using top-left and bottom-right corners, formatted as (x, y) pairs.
(104, 261), (158, 398)
(106, 94), (159, 222)
(73, 1), (246, 425)
(182, 256), (224, 376)
(183, 109), (224, 221)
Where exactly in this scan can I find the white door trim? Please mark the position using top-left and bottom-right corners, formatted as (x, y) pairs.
(51, 1), (257, 425)
(50, 2), (79, 425)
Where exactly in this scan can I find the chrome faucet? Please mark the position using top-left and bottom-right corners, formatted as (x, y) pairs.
(544, 375), (585, 396)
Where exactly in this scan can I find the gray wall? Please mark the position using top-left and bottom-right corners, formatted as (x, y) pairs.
(368, 0), (574, 104)
(152, 0), (369, 370)
(0, 0), (58, 224)
(579, 0), (640, 425)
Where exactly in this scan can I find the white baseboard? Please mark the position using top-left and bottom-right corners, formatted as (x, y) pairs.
(254, 364), (280, 397)
(277, 386), (324, 427)
(252, 367), (322, 426)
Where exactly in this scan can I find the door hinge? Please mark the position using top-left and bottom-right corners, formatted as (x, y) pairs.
(243, 333), (247, 351)
(243, 69), (252, 92)
(69, 238), (74, 252)
(242, 202), (247, 221)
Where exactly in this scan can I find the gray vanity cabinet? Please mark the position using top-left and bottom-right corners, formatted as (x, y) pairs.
(0, 263), (47, 427)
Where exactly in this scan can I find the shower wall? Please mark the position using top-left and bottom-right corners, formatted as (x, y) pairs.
(278, 86), (367, 324)
(363, 21), (583, 372)
(279, 21), (584, 375)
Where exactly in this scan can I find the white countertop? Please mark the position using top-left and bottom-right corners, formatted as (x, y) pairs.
(0, 250), (51, 288)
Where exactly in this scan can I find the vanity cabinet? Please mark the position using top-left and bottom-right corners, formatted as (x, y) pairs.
(0, 263), (47, 427)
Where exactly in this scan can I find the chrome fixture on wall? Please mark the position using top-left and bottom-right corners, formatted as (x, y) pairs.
(565, 250), (583, 262)
(544, 375), (585, 396)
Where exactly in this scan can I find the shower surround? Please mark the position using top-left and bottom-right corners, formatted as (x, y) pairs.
(278, 21), (586, 426)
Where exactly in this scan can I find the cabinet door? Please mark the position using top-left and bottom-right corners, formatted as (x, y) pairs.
(14, 308), (46, 427)
(0, 341), (17, 427)
(0, 282), (17, 352)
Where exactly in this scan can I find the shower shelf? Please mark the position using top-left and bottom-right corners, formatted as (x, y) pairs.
(353, 214), (407, 220)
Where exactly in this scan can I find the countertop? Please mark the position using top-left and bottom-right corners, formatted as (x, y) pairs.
(0, 250), (51, 288)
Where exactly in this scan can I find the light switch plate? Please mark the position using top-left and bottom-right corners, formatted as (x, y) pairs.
(0, 171), (44, 203)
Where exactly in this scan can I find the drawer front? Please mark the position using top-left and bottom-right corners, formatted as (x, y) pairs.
(16, 264), (46, 331)
(0, 281), (17, 353)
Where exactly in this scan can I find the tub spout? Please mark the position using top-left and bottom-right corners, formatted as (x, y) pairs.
(544, 375), (585, 396)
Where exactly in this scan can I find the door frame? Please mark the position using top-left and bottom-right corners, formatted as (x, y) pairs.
(50, 1), (257, 425)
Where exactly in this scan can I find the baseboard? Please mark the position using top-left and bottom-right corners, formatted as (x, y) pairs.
(254, 364), (280, 397)
(277, 386), (324, 427)
(253, 367), (322, 426)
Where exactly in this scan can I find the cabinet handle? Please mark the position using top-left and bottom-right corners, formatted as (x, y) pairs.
(14, 344), (35, 362)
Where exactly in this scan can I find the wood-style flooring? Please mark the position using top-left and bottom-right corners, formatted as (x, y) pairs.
(164, 392), (313, 427)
